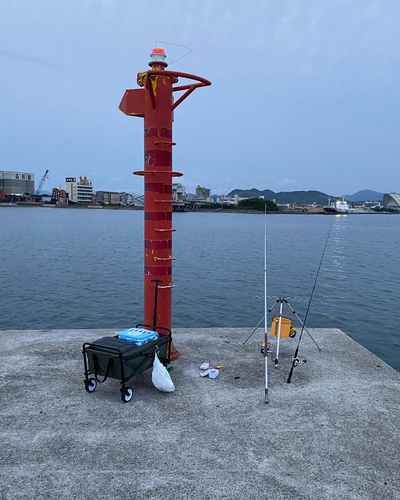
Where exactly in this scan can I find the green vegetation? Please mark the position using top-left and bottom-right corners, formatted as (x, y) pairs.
(372, 206), (398, 213)
(197, 198), (278, 211)
(237, 198), (279, 211)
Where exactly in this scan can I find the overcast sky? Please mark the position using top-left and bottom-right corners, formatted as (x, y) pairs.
(1, 1), (399, 197)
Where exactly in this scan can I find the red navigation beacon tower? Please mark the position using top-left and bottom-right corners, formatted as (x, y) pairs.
(119, 48), (211, 346)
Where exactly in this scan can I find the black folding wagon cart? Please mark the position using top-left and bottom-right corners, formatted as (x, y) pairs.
(82, 279), (172, 403)
(83, 327), (171, 402)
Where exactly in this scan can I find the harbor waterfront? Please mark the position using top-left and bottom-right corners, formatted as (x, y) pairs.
(1, 208), (399, 371)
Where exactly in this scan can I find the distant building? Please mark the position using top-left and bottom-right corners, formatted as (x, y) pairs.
(65, 176), (93, 204)
(51, 188), (68, 206)
(383, 193), (400, 209)
(120, 192), (135, 205)
(0, 171), (35, 195)
(96, 191), (121, 204)
(172, 183), (187, 202)
(192, 185), (212, 204)
(196, 185), (211, 199)
(65, 178), (77, 202)
(95, 191), (137, 205)
(217, 195), (236, 205)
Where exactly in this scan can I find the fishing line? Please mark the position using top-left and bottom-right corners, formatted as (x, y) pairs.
(155, 41), (192, 65)
(244, 204), (270, 345)
(252, 295), (307, 302)
(287, 222), (333, 384)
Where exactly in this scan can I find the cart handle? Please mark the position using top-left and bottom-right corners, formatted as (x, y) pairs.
(135, 324), (172, 335)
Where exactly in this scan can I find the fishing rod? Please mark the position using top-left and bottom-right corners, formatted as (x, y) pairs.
(287, 223), (333, 384)
(263, 205), (269, 403)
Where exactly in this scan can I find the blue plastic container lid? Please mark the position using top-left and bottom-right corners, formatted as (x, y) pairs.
(118, 328), (157, 341)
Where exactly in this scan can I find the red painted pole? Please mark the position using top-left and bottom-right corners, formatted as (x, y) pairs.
(119, 49), (211, 352)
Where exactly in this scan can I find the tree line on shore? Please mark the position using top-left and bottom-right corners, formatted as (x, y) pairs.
(200, 198), (279, 211)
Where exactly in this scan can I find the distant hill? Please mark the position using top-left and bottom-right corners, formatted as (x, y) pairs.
(227, 188), (338, 206)
(343, 190), (385, 202)
(224, 188), (389, 205)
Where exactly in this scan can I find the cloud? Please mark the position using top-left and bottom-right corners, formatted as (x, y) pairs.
(279, 178), (298, 187)
(0, 48), (55, 67)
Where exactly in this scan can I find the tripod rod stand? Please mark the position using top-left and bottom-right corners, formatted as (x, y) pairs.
(244, 296), (321, 352)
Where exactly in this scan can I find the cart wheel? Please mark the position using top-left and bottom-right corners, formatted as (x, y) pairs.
(120, 387), (133, 403)
(85, 378), (97, 393)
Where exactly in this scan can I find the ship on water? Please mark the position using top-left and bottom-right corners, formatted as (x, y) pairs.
(324, 197), (349, 215)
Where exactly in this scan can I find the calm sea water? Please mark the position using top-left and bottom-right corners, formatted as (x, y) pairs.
(1, 208), (399, 371)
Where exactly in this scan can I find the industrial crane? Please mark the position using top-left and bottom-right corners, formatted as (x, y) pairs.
(36, 169), (49, 196)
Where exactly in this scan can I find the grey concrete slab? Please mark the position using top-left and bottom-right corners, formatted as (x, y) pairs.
(0, 328), (399, 500)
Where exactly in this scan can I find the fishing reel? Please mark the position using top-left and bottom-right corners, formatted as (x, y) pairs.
(292, 356), (307, 367)
(260, 342), (271, 355)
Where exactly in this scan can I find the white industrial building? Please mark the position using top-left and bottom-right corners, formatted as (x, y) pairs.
(383, 193), (400, 209)
(0, 171), (35, 195)
(217, 195), (239, 205)
(65, 176), (93, 204)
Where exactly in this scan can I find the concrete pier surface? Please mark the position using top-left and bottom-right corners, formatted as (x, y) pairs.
(1, 328), (399, 500)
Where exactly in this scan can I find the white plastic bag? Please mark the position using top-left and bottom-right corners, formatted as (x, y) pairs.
(152, 352), (175, 392)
